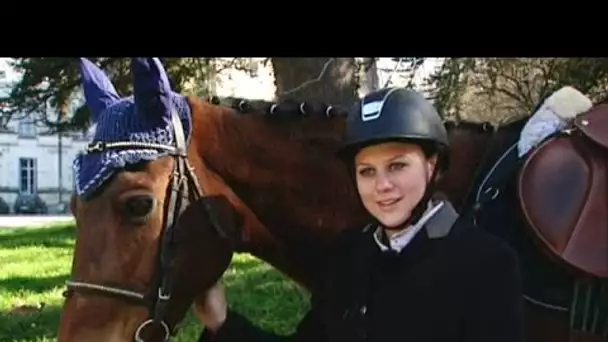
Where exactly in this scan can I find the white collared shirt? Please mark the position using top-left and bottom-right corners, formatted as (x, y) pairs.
(373, 201), (445, 253)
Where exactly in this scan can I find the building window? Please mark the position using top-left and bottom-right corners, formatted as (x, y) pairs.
(18, 118), (36, 137)
(19, 158), (37, 194)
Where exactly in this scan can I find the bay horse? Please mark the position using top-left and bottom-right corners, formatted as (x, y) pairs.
(58, 57), (606, 342)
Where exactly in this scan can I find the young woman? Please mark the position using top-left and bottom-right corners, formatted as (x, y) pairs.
(196, 87), (525, 342)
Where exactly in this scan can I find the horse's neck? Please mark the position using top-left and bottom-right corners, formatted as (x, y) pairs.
(438, 129), (492, 211)
(439, 124), (523, 212)
(190, 103), (368, 290)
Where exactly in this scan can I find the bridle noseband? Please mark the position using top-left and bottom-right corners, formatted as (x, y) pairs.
(64, 109), (223, 341)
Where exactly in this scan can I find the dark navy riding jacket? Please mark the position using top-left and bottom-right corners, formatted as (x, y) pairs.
(198, 201), (525, 342)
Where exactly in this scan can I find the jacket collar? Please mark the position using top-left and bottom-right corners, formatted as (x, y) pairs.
(424, 200), (459, 239)
(371, 200), (460, 252)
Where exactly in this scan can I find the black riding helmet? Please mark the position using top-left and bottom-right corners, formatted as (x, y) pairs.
(336, 87), (450, 226)
(337, 87), (449, 170)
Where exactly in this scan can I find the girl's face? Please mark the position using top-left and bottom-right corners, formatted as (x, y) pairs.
(355, 141), (437, 229)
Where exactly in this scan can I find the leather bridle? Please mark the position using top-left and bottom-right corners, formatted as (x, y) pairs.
(64, 109), (225, 341)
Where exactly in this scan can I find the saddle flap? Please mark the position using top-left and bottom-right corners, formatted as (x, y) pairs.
(518, 134), (608, 279)
(574, 104), (608, 150)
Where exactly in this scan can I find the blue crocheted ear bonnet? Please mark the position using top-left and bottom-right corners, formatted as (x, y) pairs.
(73, 58), (192, 197)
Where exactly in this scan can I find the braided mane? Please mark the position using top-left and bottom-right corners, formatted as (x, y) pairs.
(204, 95), (350, 120)
(203, 95), (529, 135)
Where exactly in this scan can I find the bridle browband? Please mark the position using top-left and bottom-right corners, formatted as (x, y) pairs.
(64, 109), (225, 342)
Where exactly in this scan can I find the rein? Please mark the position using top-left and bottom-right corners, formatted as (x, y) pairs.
(63, 109), (224, 342)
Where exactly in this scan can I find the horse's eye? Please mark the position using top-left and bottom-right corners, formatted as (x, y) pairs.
(123, 195), (156, 225)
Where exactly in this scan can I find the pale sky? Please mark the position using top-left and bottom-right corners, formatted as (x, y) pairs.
(0, 58), (21, 98)
(0, 58), (20, 82)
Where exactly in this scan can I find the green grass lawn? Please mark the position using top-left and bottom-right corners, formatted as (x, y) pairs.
(0, 224), (310, 342)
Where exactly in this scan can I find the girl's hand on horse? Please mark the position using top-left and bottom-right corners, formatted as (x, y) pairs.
(194, 281), (228, 332)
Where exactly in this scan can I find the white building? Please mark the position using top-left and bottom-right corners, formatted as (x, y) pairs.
(0, 57), (443, 213)
(0, 58), (89, 213)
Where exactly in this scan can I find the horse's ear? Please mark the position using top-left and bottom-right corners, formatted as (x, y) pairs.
(79, 58), (120, 123)
(131, 57), (172, 125)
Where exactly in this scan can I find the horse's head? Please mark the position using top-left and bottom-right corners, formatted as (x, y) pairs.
(58, 58), (236, 342)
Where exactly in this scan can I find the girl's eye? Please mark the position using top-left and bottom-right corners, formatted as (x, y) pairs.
(389, 162), (407, 171)
(358, 167), (375, 177)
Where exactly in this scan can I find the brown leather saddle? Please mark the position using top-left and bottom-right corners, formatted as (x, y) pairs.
(518, 103), (608, 279)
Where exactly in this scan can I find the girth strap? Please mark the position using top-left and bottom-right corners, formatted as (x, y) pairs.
(569, 277), (608, 339)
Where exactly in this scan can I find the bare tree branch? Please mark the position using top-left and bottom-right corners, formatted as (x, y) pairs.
(278, 58), (335, 97)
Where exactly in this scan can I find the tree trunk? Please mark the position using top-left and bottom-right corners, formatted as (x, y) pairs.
(271, 58), (359, 107)
(358, 58), (379, 97)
